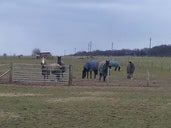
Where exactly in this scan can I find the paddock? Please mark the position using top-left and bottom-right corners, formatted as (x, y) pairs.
(0, 56), (171, 87)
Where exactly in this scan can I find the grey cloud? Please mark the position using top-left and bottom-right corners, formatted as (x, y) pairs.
(0, 0), (171, 55)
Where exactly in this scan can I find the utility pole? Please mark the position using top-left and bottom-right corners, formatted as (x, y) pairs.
(148, 37), (152, 56)
(88, 41), (93, 58)
(90, 41), (92, 52)
(111, 42), (114, 51)
(150, 37), (152, 49)
(64, 50), (66, 56)
(74, 48), (76, 54)
(88, 43), (90, 52)
(88, 41), (93, 52)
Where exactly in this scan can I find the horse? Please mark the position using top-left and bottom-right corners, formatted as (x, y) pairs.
(41, 57), (62, 81)
(127, 61), (135, 79)
(82, 60), (98, 79)
(109, 61), (121, 71)
(98, 60), (110, 82)
(57, 56), (66, 77)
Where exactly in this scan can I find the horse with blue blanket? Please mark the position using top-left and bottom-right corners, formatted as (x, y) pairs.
(109, 61), (121, 71)
(127, 61), (135, 79)
(82, 60), (98, 79)
(98, 60), (110, 82)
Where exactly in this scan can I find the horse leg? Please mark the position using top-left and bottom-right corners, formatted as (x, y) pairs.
(86, 71), (89, 79)
(99, 73), (102, 81)
(115, 67), (117, 71)
(130, 73), (133, 79)
(90, 71), (92, 79)
(57, 71), (61, 81)
(127, 73), (131, 79)
(103, 76), (106, 82)
(94, 70), (98, 79)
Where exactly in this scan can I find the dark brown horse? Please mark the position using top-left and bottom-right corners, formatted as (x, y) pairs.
(57, 56), (66, 77)
(127, 61), (135, 79)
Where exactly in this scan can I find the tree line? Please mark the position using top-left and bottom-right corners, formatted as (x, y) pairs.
(73, 44), (171, 57)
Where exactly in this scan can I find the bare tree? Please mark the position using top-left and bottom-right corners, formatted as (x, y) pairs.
(32, 48), (41, 57)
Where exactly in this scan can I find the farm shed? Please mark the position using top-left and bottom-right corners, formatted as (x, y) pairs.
(36, 52), (52, 59)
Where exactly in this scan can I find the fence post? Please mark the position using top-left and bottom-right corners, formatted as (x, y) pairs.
(107, 67), (110, 85)
(68, 65), (73, 86)
(10, 62), (13, 84)
(146, 70), (150, 87)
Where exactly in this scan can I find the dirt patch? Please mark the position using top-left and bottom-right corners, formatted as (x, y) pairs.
(0, 93), (51, 97)
(82, 91), (114, 96)
(48, 97), (98, 103)
(0, 110), (20, 120)
(48, 96), (117, 103)
(73, 78), (171, 87)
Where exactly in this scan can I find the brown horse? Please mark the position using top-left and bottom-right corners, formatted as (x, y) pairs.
(127, 61), (135, 79)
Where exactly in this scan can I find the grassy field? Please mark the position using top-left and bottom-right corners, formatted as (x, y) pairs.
(0, 56), (171, 81)
(0, 85), (171, 128)
(0, 56), (171, 127)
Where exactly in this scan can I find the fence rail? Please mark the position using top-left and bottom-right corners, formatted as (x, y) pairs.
(0, 64), (11, 83)
(11, 63), (72, 85)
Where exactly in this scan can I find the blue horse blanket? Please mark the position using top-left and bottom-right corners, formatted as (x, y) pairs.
(84, 60), (98, 71)
(109, 61), (120, 68)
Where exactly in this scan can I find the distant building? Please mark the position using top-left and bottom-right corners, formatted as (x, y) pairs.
(36, 52), (52, 59)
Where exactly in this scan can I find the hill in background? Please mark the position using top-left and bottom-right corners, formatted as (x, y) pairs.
(73, 44), (171, 57)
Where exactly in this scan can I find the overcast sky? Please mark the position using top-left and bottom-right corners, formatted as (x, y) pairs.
(0, 0), (171, 55)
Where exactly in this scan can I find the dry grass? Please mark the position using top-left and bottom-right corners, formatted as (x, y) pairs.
(0, 93), (51, 97)
(0, 110), (20, 120)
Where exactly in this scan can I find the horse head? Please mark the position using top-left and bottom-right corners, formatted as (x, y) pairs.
(57, 56), (62, 65)
(57, 56), (65, 72)
(106, 60), (110, 66)
(82, 68), (87, 79)
(41, 57), (46, 68)
(104, 60), (110, 71)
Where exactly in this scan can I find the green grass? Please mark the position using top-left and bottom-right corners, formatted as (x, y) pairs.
(0, 56), (171, 127)
(0, 56), (171, 80)
(0, 85), (171, 128)
(0, 56), (171, 86)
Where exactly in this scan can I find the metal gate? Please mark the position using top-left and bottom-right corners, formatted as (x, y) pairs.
(12, 63), (72, 85)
